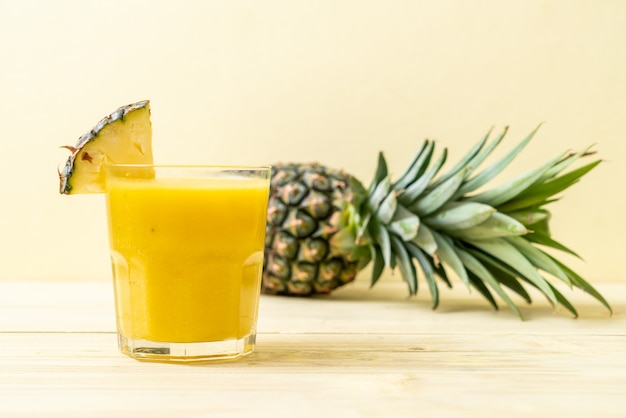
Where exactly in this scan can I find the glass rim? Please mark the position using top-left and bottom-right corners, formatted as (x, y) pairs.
(105, 163), (272, 171)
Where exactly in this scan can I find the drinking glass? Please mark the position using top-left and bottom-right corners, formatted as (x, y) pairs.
(105, 164), (270, 362)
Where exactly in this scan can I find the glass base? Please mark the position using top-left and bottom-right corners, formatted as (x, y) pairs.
(117, 333), (256, 362)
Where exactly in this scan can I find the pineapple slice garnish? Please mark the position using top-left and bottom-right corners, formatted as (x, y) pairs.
(58, 100), (153, 194)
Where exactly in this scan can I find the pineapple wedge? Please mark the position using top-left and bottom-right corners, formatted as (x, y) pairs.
(59, 100), (153, 194)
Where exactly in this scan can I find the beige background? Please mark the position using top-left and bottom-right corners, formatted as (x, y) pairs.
(0, 0), (624, 284)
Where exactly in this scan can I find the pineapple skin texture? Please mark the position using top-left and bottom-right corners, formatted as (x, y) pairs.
(263, 163), (360, 296)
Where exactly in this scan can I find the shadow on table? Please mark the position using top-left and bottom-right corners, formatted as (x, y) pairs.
(267, 279), (619, 321)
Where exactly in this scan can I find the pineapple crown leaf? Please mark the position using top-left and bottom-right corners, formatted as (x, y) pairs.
(504, 236), (572, 287)
(368, 152), (389, 193)
(466, 247), (530, 298)
(354, 126), (610, 319)
(524, 230), (580, 259)
(390, 234), (418, 295)
(468, 272), (500, 311)
(505, 208), (549, 227)
(398, 147), (447, 205)
(409, 165), (467, 216)
(347, 176), (368, 209)
(367, 176), (392, 212)
(389, 206), (420, 241)
(551, 145), (598, 174)
(548, 256), (613, 315)
(432, 132), (487, 188)
(424, 202), (495, 231)
(393, 140), (434, 190)
(499, 158), (601, 213)
(369, 245), (386, 288)
(431, 229), (470, 289)
(456, 247), (524, 318)
(447, 212), (528, 241)
(411, 222), (438, 258)
(407, 242), (439, 308)
(370, 218), (393, 268)
(376, 189), (398, 225)
(454, 125), (534, 198)
(467, 151), (567, 207)
(550, 284), (580, 318)
(465, 237), (558, 305)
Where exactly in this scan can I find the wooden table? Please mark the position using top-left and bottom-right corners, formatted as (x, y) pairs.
(1, 279), (624, 417)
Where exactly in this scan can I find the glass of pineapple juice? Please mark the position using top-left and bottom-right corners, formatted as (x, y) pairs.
(104, 164), (270, 362)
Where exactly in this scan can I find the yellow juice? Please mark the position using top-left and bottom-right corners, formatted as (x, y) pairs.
(105, 172), (269, 345)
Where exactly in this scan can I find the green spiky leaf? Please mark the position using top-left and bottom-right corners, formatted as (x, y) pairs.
(535, 145), (597, 184)
(410, 167), (467, 216)
(412, 223), (438, 256)
(467, 152), (565, 207)
(549, 283), (579, 318)
(407, 242), (439, 308)
(467, 272), (499, 311)
(548, 257), (612, 314)
(524, 230), (581, 259)
(390, 235), (417, 295)
(467, 248), (533, 303)
(370, 245), (385, 288)
(449, 212), (528, 240)
(457, 248), (523, 318)
(431, 231), (469, 288)
(370, 218), (392, 268)
(398, 147), (446, 205)
(349, 176), (369, 211)
(499, 160), (601, 212)
(430, 128), (491, 189)
(367, 176), (391, 212)
(389, 205), (420, 241)
(458, 125), (540, 196)
(465, 237), (557, 305)
(377, 190), (398, 224)
(369, 152), (388, 191)
(425, 201), (495, 231)
(505, 208), (550, 227)
(452, 127), (509, 198)
(504, 236), (572, 287)
(393, 141), (433, 190)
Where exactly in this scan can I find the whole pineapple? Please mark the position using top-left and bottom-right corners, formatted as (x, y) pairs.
(263, 162), (365, 295)
(263, 126), (611, 318)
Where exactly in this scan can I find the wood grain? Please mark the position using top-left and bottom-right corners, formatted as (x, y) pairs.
(0, 280), (624, 417)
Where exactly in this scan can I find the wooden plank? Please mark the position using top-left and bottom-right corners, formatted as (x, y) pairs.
(0, 282), (116, 332)
(0, 332), (625, 417)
